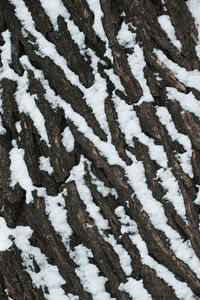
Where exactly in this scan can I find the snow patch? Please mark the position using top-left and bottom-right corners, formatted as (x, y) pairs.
(9, 140), (34, 203)
(187, 0), (200, 61)
(72, 245), (114, 300)
(156, 167), (187, 221)
(61, 127), (75, 152)
(117, 22), (136, 48)
(119, 278), (152, 300)
(115, 206), (195, 299)
(167, 87), (200, 119)
(44, 190), (114, 299)
(125, 151), (200, 278)
(39, 0), (85, 52)
(158, 15), (182, 51)
(68, 156), (110, 231)
(117, 22), (153, 104)
(88, 162), (118, 199)
(154, 48), (200, 94)
(0, 217), (70, 300)
(15, 121), (22, 134)
(14, 85), (49, 145)
(11, 0), (111, 139)
(128, 45), (154, 104)
(156, 106), (193, 177)
(113, 95), (168, 168)
(0, 30), (49, 144)
(39, 156), (54, 175)
(86, 0), (112, 60)
(0, 218), (13, 251)
(68, 157), (133, 277)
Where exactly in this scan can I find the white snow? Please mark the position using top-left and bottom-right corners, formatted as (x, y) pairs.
(117, 22), (154, 104)
(15, 55), (200, 280)
(39, 0), (85, 52)
(2, 2), (200, 295)
(14, 84), (50, 145)
(0, 217), (13, 251)
(0, 30), (16, 81)
(0, 0), (105, 147)
(10, 0), (112, 139)
(154, 48), (200, 96)
(44, 191), (72, 243)
(117, 21), (136, 48)
(68, 156), (110, 231)
(5, 289), (14, 300)
(119, 278), (152, 300)
(105, 47), (167, 170)
(125, 151), (200, 278)
(61, 127), (75, 153)
(15, 228), (69, 300)
(72, 245), (114, 300)
(88, 161), (118, 199)
(154, 72), (162, 81)
(0, 29), (50, 145)
(113, 95), (168, 168)
(161, 0), (167, 11)
(115, 206), (195, 299)
(104, 234), (132, 276)
(8, 0), (83, 86)
(9, 140), (34, 203)
(20, 56), (120, 166)
(128, 44), (154, 104)
(157, 15), (182, 51)
(83, 52), (111, 139)
(187, 0), (200, 60)
(44, 189), (114, 300)
(68, 157), (133, 277)
(0, 217), (70, 300)
(156, 106), (193, 177)
(194, 185), (200, 205)
(105, 68), (125, 92)
(86, 0), (112, 60)
(156, 167), (187, 221)
(39, 156), (54, 175)
(167, 87), (200, 119)
(15, 121), (22, 134)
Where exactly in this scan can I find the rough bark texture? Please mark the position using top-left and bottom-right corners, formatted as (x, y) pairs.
(1, 0), (200, 299)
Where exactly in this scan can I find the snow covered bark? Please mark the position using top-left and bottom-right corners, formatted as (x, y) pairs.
(1, 0), (200, 299)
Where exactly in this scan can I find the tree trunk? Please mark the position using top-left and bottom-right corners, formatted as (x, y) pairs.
(1, 0), (200, 299)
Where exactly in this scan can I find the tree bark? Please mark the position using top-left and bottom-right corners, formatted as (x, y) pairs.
(1, 0), (200, 299)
